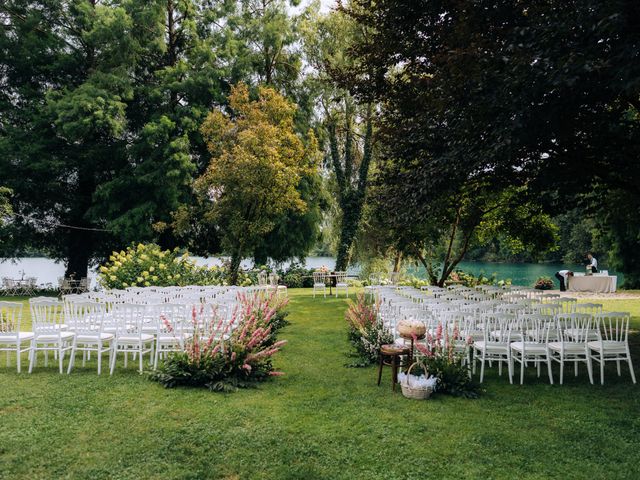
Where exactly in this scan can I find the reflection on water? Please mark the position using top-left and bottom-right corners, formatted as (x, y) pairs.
(0, 257), (623, 289)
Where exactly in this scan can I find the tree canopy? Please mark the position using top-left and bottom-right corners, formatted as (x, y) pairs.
(339, 0), (640, 284)
(194, 83), (320, 283)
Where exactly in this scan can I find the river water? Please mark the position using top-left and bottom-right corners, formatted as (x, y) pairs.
(0, 257), (624, 289)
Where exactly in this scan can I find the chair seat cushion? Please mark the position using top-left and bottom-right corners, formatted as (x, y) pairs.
(76, 333), (114, 342)
(587, 341), (628, 353)
(313, 283), (326, 288)
(336, 282), (348, 287)
(34, 331), (75, 342)
(548, 342), (587, 353)
(565, 328), (598, 340)
(117, 334), (154, 343)
(510, 342), (547, 353)
(474, 341), (508, 353)
(0, 332), (34, 342)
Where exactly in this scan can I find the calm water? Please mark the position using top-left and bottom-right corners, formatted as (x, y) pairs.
(0, 257), (623, 289)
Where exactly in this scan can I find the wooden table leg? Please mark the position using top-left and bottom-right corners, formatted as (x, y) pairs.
(391, 354), (398, 392)
(377, 354), (384, 386)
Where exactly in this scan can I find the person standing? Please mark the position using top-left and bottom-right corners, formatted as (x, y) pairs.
(587, 252), (598, 273)
(555, 270), (574, 292)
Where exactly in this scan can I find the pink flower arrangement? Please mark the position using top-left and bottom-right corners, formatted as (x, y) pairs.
(156, 290), (289, 387)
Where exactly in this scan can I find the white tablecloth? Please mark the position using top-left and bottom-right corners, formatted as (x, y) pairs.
(568, 275), (617, 293)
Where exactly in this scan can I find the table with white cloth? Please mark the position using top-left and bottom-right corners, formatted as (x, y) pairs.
(567, 274), (617, 293)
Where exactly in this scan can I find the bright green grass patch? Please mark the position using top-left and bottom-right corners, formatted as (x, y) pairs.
(1, 290), (639, 479)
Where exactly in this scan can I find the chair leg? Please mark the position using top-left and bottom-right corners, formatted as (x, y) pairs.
(67, 339), (76, 374)
(546, 355), (554, 385)
(616, 360), (621, 376)
(600, 352), (605, 385)
(16, 345), (21, 374)
(58, 345), (64, 374)
(139, 343), (144, 373)
(97, 344), (102, 375)
(154, 341), (160, 370)
(110, 344), (117, 375)
(479, 356), (485, 383)
(627, 349), (636, 384)
(586, 354), (594, 384)
(520, 355), (525, 385)
(28, 342), (36, 373)
(508, 353), (514, 384)
(560, 356), (564, 385)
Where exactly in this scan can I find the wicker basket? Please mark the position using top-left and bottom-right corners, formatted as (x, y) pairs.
(397, 320), (426, 340)
(400, 362), (434, 400)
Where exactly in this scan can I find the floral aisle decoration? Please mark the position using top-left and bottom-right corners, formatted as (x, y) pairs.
(534, 276), (554, 290)
(412, 323), (482, 398)
(149, 292), (289, 392)
(345, 294), (394, 367)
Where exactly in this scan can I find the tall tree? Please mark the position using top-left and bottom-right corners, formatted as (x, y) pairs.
(301, 6), (374, 271)
(229, 0), (302, 92)
(195, 83), (319, 283)
(341, 0), (640, 283)
(92, 0), (229, 247)
(0, 0), (136, 276)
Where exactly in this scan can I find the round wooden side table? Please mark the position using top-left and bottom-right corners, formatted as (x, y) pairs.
(377, 344), (411, 391)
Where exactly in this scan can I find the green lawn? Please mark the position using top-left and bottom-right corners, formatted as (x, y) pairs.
(1, 290), (639, 479)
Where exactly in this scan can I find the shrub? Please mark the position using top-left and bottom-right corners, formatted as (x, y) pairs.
(414, 324), (482, 398)
(534, 276), (554, 290)
(149, 292), (288, 392)
(98, 243), (256, 288)
(99, 244), (201, 289)
(448, 270), (511, 288)
(345, 294), (394, 367)
(277, 262), (315, 288)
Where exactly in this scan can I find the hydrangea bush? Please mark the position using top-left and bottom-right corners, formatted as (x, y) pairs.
(98, 244), (254, 289)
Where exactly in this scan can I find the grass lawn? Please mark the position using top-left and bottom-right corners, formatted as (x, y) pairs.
(1, 289), (639, 479)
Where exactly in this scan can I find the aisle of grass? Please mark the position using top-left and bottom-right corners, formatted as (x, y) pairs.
(1, 290), (639, 479)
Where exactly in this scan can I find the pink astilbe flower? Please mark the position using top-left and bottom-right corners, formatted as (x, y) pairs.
(160, 289), (288, 381)
(160, 314), (173, 333)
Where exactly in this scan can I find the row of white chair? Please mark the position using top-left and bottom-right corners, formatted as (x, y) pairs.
(0, 292), (239, 374)
(373, 286), (636, 385)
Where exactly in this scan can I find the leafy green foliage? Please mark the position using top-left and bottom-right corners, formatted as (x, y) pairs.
(193, 83), (320, 283)
(301, 8), (374, 271)
(98, 243), (254, 288)
(339, 0), (640, 286)
(0, 187), (12, 226)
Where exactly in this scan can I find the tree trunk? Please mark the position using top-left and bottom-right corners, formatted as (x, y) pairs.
(229, 250), (243, 286)
(65, 228), (92, 279)
(335, 201), (361, 271)
(392, 251), (402, 272)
